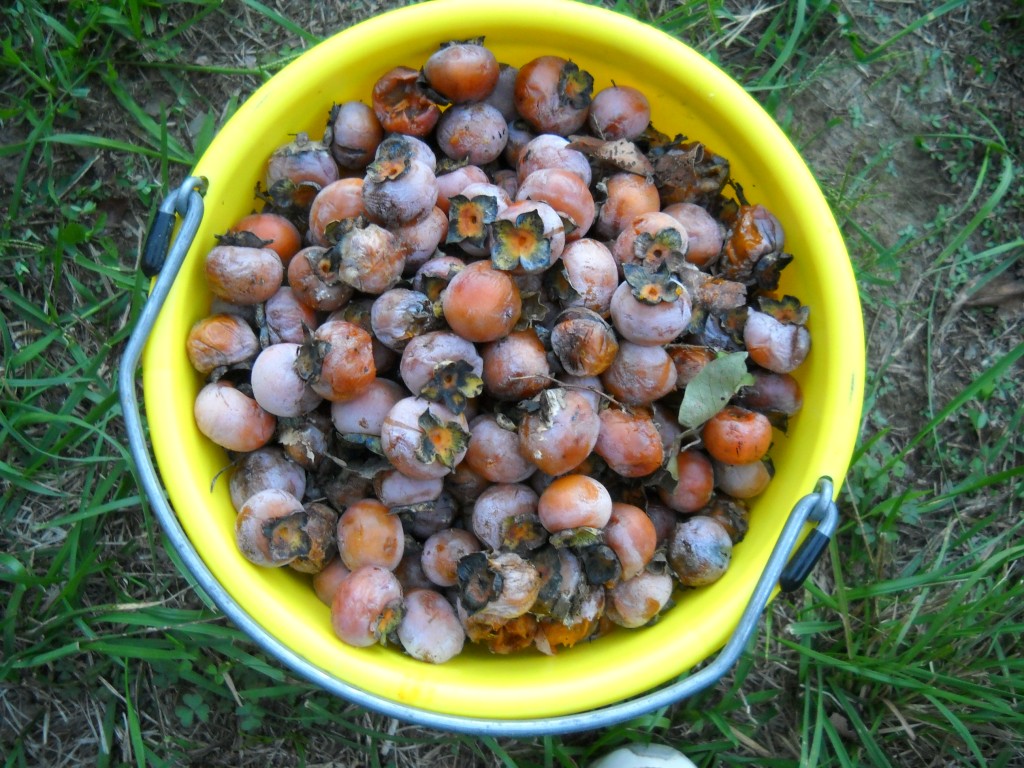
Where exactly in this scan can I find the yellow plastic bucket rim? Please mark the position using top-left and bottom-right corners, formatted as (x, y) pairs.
(142, 0), (865, 723)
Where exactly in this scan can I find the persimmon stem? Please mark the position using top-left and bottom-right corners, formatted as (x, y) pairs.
(509, 373), (627, 409)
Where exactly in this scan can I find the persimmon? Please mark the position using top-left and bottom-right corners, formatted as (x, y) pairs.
(537, 474), (612, 532)
(228, 212), (302, 264)
(702, 405), (774, 465)
(441, 260), (521, 342)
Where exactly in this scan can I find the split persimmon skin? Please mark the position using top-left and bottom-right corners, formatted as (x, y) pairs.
(371, 65), (440, 137)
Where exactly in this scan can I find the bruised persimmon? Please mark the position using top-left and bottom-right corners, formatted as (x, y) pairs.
(465, 414), (536, 484)
(263, 287), (318, 345)
(250, 342), (323, 418)
(668, 516), (733, 587)
(436, 102), (509, 165)
(397, 589), (465, 664)
(550, 308), (619, 377)
(331, 565), (404, 647)
(422, 528), (482, 587)
(470, 482), (543, 552)
(363, 155), (439, 227)
(228, 446), (306, 511)
(744, 308), (811, 374)
(264, 132), (338, 209)
(234, 488), (306, 567)
(605, 570), (674, 628)
(552, 238), (619, 316)
(600, 341), (678, 406)
(593, 407), (664, 478)
(516, 133), (592, 186)
(287, 246), (354, 313)
(714, 458), (772, 499)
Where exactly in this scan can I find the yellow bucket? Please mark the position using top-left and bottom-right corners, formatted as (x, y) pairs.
(134, 0), (864, 730)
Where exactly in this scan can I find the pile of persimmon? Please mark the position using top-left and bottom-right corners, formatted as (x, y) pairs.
(186, 39), (810, 662)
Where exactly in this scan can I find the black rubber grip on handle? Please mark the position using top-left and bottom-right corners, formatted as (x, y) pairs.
(142, 210), (176, 277)
(779, 529), (830, 592)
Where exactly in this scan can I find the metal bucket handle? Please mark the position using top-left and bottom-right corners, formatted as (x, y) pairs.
(118, 177), (839, 737)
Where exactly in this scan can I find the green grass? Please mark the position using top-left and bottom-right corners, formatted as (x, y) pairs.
(2, 0), (1023, 765)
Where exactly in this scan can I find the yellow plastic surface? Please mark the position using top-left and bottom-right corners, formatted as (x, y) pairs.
(143, 0), (865, 720)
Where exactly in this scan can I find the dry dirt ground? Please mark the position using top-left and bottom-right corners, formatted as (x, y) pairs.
(2, 0), (1022, 765)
